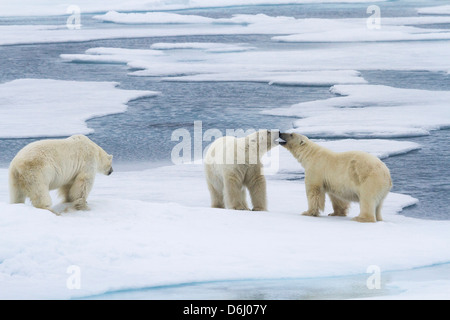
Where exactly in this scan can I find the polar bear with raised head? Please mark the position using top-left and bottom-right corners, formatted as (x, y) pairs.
(204, 129), (279, 211)
(279, 132), (392, 222)
(9, 135), (113, 214)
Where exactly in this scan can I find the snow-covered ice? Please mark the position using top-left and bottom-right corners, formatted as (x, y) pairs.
(92, 11), (450, 43)
(0, 0), (388, 17)
(0, 79), (159, 138)
(61, 46), (367, 85)
(1, 0), (449, 301)
(3, 13), (450, 47)
(61, 47), (165, 64)
(264, 85), (450, 138)
(93, 11), (230, 25)
(272, 16), (450, 43)
(61, 39), (450, 81)
(418, 5), (450, 15)
(161, 70), (367, 86)
(2, 136), (449, 299)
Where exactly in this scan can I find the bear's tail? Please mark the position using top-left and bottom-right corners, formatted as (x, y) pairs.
(9, 167), (26, 204)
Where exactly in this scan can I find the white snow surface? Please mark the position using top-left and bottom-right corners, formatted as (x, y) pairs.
(61, 39), (450, 80)
(0, 79), (159, 138)
(3, 13), (450, 46)
(91, 12), (450, 43)
(93, 11), (219, 24)
(264, 85), (450, 138)
(272, 16), (450, 43)
(61, 46), (367, 85)
(417, 5), (450, 15)
(2, 136), (449, 299)
(1, 0), (449, 301)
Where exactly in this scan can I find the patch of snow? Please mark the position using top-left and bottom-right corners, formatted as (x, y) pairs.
(264, 85), (450, 138)
(0, 79), (159, 138)
(417, 5), (450, 16)
(2, 157), (449, 300)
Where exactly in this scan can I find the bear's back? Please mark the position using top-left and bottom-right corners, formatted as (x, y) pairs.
(10, 136), (95, 170)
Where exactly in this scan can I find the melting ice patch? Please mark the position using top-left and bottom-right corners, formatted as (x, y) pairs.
(0, 0), (388, 17)
(93, 11), (297, 25)
(93, 11), (221, 24)
(92, 11), (450, 43)
(0, 79), (159, 138)
(161, 70), (367, 86)
(264, 84), (450, 138)
(417, 5), (450, 15)
(272, 16), (450, 43)
(3, 13), (450, 46)
(61, 46), (367, 86)
(150, 42), (256, 53)
(61, 47), (165, 64)
(61, 36), (450, 82)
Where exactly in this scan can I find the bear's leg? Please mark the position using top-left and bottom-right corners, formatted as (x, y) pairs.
(207, 179), (225, 209)
(9, 181), (26, 204)
(352, 195), (376, 223)
(9, 169), (26, 203)
(246, 175), (267, 211)
(375, 196), (387, 221)
(224, 175), (249, 210)
(58, 183), (73, 203)
(68, 173), (94, 211)
(302, 184), (325, 217)
(239, 187), (248, 206)
(328, 194), (350, 217)
(29, 186), (58, 215)
(375, 204), (383, 221)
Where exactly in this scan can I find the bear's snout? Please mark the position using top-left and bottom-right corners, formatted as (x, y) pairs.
(278, 133), (288, 145)
(108, 167), (113, 175)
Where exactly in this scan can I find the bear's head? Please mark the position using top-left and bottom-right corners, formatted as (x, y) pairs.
(278, 132), (309, 150)
(99, 152), (114, 176)
(247, 129), (281, 153)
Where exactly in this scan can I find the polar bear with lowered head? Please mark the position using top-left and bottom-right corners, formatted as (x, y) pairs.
(204, 129), (280, 211)
(9, 134), (113, 214)
(279, 133), (392, 222)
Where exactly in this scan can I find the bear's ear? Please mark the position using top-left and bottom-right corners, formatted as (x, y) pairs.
(299, 139), (305, 146)
(108, 154), (113, 161)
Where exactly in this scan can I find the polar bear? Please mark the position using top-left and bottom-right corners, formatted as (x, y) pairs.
(279, 133), (392, 222)
(204, 129), (279, 211)
(9, 135), (113, 214)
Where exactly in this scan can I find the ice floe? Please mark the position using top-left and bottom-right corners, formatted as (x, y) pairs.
(61, 46), (369, 85)
(1, 151), (450, 299)
(264, 84), (450, 138)
(0, 0), (388, 17)
(417, 5), (450, 15)
(0, 79), (159, 138)
(3, 12), (450, 47)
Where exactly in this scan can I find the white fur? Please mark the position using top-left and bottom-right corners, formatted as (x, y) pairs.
(9, 135), (113, 214)
(204, 130), (279, 211)
(280, 133), (392, 222)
